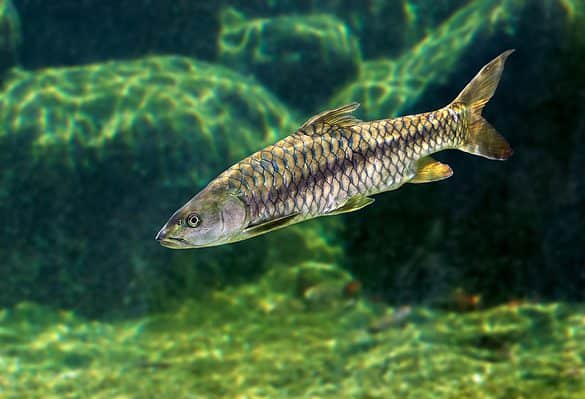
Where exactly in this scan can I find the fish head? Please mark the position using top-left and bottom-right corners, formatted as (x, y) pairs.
(155, 183), (248, 249)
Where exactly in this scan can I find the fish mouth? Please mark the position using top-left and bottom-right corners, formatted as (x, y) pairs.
(157, 236), (191, 249)
(155, 228), (223, 249)
(155, 228), (192, 249)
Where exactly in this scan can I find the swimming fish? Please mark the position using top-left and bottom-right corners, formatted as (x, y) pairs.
(156, 50), (514, 249)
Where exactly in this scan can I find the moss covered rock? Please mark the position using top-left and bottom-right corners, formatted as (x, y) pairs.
(332, 0), (525, 119)
(2, 299), (584, 398)
(0, 55), (341, 317)
(225, 0), (469, 59)
(218, 8), (360, 111)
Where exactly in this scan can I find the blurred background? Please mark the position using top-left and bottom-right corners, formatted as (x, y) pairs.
(0, 0), (584, 397)
(1, 0), (582, 316)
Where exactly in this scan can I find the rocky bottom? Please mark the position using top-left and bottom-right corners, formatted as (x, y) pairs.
(1, 267), (584, 399)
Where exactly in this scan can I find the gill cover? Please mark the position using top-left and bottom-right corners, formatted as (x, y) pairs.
(156, 184), (248, 248)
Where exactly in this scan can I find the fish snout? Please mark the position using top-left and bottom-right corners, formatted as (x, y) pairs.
(155, 225), (171, 242)
(155, 224), (190, 248)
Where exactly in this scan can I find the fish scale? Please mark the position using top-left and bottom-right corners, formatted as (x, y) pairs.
(225, 104), (466, 227)
(156, 50), (514, 248)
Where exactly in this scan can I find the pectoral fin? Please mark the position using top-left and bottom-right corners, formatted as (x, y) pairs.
(243, 213), (299, 236)
(327, 195), (374, 216)
(410, 156), (453, 184)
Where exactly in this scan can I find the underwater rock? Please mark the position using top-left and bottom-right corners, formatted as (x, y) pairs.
(1, 299), (582, 397)
(316, 0), (469, 59)
(249, 260), (355, 311)
(331, 0), (526, 119)
(0, 0), (21, 75)
(0, 55), (341, 317)
(218, 8), (360, 111)
(225, 0), (468, 59)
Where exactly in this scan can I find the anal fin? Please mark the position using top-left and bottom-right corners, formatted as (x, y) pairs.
(327, 195), (374, 216)
(410, 156), (453, 184)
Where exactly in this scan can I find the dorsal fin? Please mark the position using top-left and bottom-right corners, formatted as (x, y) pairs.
(299, 102), (361, 133)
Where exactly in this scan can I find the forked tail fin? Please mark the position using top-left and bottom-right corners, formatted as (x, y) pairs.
(453, 50), (514, 160)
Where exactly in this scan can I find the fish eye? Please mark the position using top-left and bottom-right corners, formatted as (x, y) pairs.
(186, 213), (201, 228)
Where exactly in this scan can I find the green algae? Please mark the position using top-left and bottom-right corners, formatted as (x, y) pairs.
(0, 56), (294, 162)
(1, 289), (583, 398)
(218, 8), (360, 111)
(0, 55), (343, 316)
(332, 0), (526, 119)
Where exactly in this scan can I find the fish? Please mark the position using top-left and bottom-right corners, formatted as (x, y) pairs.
(156, 50), (514, 249)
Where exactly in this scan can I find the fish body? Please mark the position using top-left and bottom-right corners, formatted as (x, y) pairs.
(223, 104), (465, 225)
(156, 50), (514, 249)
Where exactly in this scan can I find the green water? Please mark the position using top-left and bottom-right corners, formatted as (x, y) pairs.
(1, 0), (584, 397)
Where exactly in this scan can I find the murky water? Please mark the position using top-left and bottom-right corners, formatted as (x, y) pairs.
(1, 1), (584, 397)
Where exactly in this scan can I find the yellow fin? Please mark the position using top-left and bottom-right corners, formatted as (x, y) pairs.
(410, 156), (453, 184)
(453, 49), (514, 115)
(327, 195), (374, 216)
(299, 102), (362, 132)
